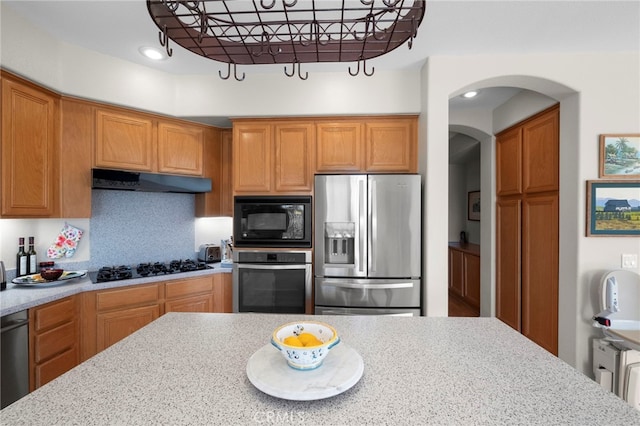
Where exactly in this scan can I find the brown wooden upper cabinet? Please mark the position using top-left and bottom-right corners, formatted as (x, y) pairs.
(157, 122), (204, 176)
(315, 121), (364, 172)
(233, 120), (314, 194)
(95, 108), (204, 176)
(497, 107), (559, 196)
(196, 127), (233, 217)
(1, 72), (60, 217)
(316, 117), (417, 173)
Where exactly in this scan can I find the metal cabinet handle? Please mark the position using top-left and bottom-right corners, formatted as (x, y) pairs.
(1, 319), (29, 333)
(324, 282), (414, 289)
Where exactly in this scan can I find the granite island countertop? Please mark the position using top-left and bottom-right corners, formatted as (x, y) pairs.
(0, 265), (232, 317)
(1, 313), (638, 425)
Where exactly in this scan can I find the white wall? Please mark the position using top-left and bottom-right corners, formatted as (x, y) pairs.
(0, 5), (421, 118)
(421, 53), (640, 376)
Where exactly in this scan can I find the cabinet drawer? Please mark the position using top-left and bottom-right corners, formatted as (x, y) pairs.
(34, 321), (76, 363)
(96, 284), (159, 311)
(35, 347), (77, 388)
(165, 276), (213, 300)
(33, 297), (75, 331)
(165, 294), (213, 313)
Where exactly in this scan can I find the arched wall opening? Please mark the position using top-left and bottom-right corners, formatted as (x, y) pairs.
(419, 54), (599, 371)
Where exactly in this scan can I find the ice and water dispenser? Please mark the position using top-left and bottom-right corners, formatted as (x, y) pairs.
(324, 223), (354, 264)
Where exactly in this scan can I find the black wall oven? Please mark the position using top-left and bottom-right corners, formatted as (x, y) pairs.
(233, 250), (312, 314)
(233, 196), (312, 248)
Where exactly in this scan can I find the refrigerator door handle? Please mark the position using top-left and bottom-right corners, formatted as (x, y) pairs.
(358, 178), (366, 274)
(369, 178), (376, 273)
(322, 281), (416, 290)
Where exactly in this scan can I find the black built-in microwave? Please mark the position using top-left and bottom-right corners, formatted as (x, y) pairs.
(233, 196), (312, 247)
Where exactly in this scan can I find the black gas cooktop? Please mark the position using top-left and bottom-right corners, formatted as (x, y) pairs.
(89, 259), (210, 284)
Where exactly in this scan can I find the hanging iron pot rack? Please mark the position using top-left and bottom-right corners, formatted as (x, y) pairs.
(146, 0), (426, 80)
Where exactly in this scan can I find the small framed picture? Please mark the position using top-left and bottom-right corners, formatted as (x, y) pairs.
(468, 191), (480, 221)
(586, 180), (640, 236)
(599, 134), (640, 178)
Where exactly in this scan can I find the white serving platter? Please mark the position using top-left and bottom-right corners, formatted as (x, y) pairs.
(246, 342), (364, 401)
(12, 270), (88, 287)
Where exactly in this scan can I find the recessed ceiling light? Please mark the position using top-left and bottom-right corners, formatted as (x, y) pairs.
(462, 90), (478, 99)
(139, 47), (166, 61)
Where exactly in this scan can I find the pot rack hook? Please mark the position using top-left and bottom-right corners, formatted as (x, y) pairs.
(408, 17), (418, 49)
(260, 0), (276, 9)
(284, 61), (308, 80)
(158, 25), (173, 57)
(349, 58), (374, 77)
(219, 63), (245, 81)
(283, 0), (298, 7)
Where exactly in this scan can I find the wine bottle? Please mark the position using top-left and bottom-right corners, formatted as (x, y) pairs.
(28, 236), (38, 274)
(16, 237), (28, 277)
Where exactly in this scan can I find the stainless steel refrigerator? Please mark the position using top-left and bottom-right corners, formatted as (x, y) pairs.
(314, 174), (422, 316)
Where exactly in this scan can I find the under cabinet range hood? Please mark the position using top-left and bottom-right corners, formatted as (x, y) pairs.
(92, 168), (211, 193)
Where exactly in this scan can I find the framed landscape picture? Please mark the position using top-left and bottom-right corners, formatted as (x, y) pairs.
(586, 180), (640, 236)
(468, 191), (480, 221)
(599, 134), (640, 178)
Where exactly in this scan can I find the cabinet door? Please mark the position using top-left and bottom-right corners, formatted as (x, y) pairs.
(496, 198), (522, 331)
(60, 99), (93, 217)
(157, 121), (204, 176)
(213, 273), (233, 313)
(95, 109), (154, 172)
(96, 305), (160, 351)
(315, 122), (363, 172)
(1, 76), (59, 217)
(521, 194), (558, 355)
(448, 248), (464, 298)
(496, 127), (522, 196)
(274, 122), (314, 192)
(464, 254), (481, 309)
(522, 107), (559, 194)
(365, 119), (416, 172)
(220, 130), (233, 216)
(233, 123), (272, 192)
(195, 127), (223, 217)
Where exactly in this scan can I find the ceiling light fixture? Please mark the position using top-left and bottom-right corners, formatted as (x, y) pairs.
(139, 46), (167, 61)
(146, 0), (426, 81)
(462, 90), (478, 99)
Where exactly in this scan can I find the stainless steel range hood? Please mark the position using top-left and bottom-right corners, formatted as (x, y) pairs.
(92, 168), (211, 193)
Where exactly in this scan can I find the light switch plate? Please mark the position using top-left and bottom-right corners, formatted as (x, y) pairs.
(621, 254), (638, 269)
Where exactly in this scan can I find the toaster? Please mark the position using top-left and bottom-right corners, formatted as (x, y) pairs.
(198, 244), (222, 263)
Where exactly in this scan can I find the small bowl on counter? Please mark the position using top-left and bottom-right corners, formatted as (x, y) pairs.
(271, 321), (340, 370)
(39, 268), (64, 281)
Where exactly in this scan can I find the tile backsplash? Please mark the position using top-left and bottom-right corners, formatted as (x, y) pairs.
(90, 190), (195, 267)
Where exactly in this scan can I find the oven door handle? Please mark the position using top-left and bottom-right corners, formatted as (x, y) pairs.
(235, 264), (309, 270)
(322, 281), (415, 290)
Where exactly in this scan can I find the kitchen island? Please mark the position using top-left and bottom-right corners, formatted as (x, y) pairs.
(1, 313), (638, 425)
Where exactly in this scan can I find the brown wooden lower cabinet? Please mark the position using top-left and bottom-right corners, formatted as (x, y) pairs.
(81, 273), (233, 361)
(29, 295), (80, 391)
(448, 243), (480, 315)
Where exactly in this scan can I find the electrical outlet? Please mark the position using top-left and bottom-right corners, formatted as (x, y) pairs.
(621, 254), (638, 269)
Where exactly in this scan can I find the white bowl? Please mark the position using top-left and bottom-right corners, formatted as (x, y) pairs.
(270, 321), (340, 370)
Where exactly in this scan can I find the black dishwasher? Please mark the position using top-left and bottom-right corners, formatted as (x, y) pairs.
(1, 310), (29, 409)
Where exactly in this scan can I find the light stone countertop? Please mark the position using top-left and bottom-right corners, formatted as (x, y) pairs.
(1, 313), (639, 425)
(0, 265), (231, 317)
